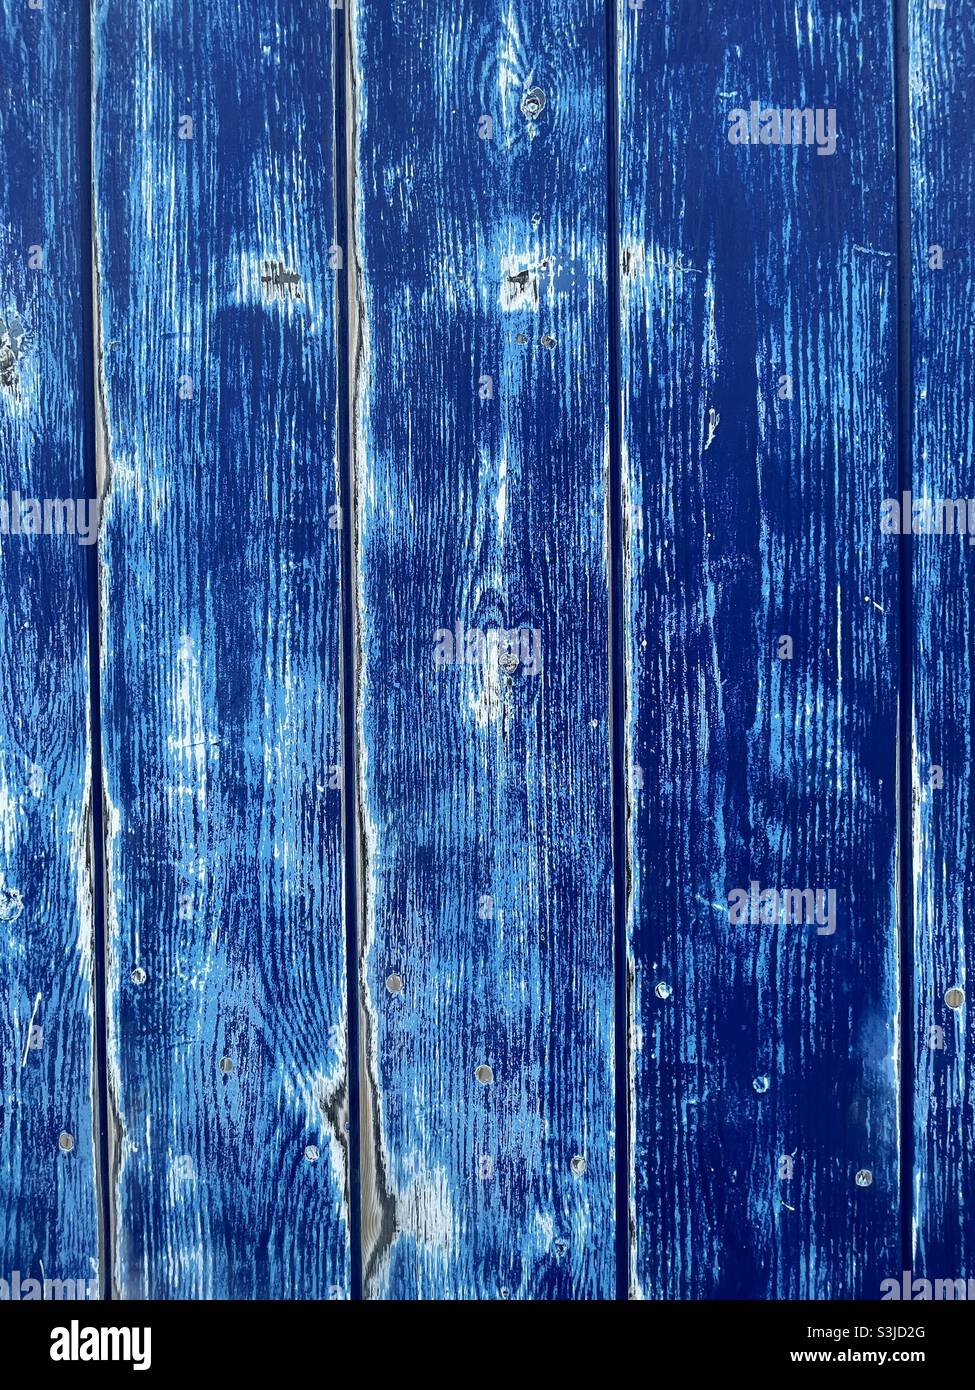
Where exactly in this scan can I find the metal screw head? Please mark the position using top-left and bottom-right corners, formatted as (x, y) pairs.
(475, 1064), (494, 1085)
(945, 986), (965, 1010)
(131, 967), (146, 985)
(58, 1132), (74, 1153)
(570, 1154), (587, 1176)
(655, 981), (672, 1000)
(304, 1145), (320, 1163)
(753, 1075), (770, 1094)
(219, 1056), (233, 1074)
(541, 334), (557, 350)
(385, 973), (404, 994)
(855, 1169), (873, 1187)
(520, 86), (546, 120)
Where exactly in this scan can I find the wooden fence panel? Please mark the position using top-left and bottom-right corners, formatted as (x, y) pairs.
(5, 0), (972, 1306)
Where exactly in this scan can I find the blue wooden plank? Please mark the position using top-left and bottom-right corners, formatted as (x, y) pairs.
(0, 0), (101, 1295)
(93, 1), (350, 1297)
(351, 0), (616, 1299)
(618, 0), (901, 1297)
(910, 0), (975, 1288)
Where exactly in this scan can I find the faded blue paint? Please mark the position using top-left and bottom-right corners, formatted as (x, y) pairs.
(93, 1), (349, 1297)
(0, 0), (100, 1291)
(3, 0), (970, 1305)
(619, 0), (901, 1298)
(351, 0), (616, 1299)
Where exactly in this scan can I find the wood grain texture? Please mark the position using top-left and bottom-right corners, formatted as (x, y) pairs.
(910, 0), (975, 1284)
(0, 0), (100, 1294)
(93, 0), (349, 1298)
(619, 0), (901, 1297)
(350, 0), (616, 1299)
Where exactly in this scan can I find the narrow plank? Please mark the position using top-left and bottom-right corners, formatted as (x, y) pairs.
(619, 1), (901, 1297)
(911, 0), (975, 1286)
(351, 0), (616, 1298)
(0, 0), (100, 1295)
(93, 1), (350, 1297)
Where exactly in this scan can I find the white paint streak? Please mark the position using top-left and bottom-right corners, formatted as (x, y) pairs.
(21, 991), (41, 1067)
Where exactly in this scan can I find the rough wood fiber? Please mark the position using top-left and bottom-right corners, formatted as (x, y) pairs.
(350, 0), (616, 1298)
(93, 1), (349, 1297)
(910, 0), (975, 1284)
(0, 0), (100, 1294)
(619, 1), (901, 1297)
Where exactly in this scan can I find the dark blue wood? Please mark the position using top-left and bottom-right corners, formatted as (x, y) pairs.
(93, 0), (350, 1297)
(910, 0), (975, 1289)
(618, 0), (901, 1297)
(0, 0), (100, 1295)
(351, 0), (616, 1298)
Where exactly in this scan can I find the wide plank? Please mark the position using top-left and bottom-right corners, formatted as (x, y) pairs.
(619, 0), (901, 1298)
(351, 0), (616, 1299)
(93, 0), (350, 1298)
(0, 0), (101, 1301)
(0, 0), (101, 1297)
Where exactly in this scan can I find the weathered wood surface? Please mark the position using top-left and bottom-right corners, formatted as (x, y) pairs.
(92, 0), (350, 1297)
(910, 0), (975, 1285)
(618, 0), (901, 1297)
(350, 0), (617, 1298)
(4, 0), (972, 1305)
(0, 0), (101, 1296)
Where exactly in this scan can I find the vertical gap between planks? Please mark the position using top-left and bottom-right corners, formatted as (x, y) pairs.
(605, 0), (630, 1303)
(334, 0), (363, 1301)
(81, 0), (114, 1300)
(894, 0), (915, 1284)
